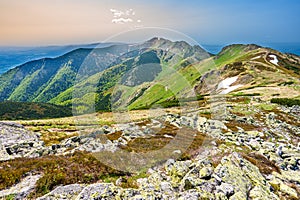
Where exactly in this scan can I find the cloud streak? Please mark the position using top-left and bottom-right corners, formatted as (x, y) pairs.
(112, 18), (133, 24)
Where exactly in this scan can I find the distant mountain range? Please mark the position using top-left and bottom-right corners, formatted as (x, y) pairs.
(0, 43), (119, 74)
(1, 42), (299, 75)
(0, 37), (299, 116)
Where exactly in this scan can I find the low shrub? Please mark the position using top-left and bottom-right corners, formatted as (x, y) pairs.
(271, 98), (300, 107)
(0, 151), (125, 198)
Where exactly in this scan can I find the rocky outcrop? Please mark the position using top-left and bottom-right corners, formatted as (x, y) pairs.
(0, 122), (44, 161)
(1, 103), (300, 199)
(34, 151), (298, 199)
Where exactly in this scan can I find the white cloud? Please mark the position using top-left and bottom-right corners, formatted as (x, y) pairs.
(110, 9), (124, 18)
(112, 18), (133, 24)
(125, 9), (134, 16)
(110, 8), (138, 25)
(110, 8), (135, 18)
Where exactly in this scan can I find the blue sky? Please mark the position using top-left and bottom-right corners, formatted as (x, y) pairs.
(153, 0), (300, 44)
(0, 0), (299, 45)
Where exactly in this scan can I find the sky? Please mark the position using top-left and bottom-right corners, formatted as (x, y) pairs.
(0, 0), (300, 46)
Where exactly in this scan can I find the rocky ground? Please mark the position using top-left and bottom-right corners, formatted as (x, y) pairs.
(0, 98), (300, 199)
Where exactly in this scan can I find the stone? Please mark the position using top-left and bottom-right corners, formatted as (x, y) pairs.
(229, 191), (247, 200)
(37, 184), (85, 200)
(248, 139), (261, 150)
(0, 122), (45, 161)
(115, 177), (126, 186)
(116, 188), (141, 199)
(178, 190), (200, 200)
(216, 183), (234, 197)
(147, 172), (164, 189)
(246, 131), (262, 137)
(199, 167), (213, 179)
(76, 183), (120, 200)
(215, 153), (278, 200)
(281, 170), (300, 183)
(269, 178), (281, 191)
(215, 192), (228, 200)
(280, 183), (298, 199)
(160, 181), (173, 193)
(0, 174), (41, 199)
(249, 186), (279, 200)
(165, 160), (192, 179)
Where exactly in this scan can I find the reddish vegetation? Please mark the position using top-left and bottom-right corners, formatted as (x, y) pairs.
(242, 153), (281, 174)
(0, 152), (124, 198)
(106, 131), (123, 141)
(225, 120), (261, 132)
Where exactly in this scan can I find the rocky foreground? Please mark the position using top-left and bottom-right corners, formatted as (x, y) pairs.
(0, 103), (300, 199)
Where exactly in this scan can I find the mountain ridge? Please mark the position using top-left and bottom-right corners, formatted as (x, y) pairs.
(0, 38), (299, 115)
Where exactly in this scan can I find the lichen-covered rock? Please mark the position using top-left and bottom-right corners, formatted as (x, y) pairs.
(279, 183), (298, 199)
(215, 153), (279, 200)
(165, 159), (192, 184)
(76, 183), (120, 200)
(199, 166), (213, 179)
(115, 188), (141, 200)
(249, 186), (279, 200)
(3, 108), (300, 200)
(177, 189), (201, 200)
(37, 184), (85, 200)
(216, 183), (234, 197)
(281, 170), (300, 184)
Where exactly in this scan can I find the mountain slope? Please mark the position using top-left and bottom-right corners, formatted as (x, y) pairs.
(195, 44), (300, 99)
(0, 38), (211, 114)
(0, 44), (132, 102)
(68, 38), (211, 113)
(0, 39), (299, 115)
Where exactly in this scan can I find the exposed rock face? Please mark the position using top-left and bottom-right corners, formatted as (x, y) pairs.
(1, 103), (300, 199)
(0, 122), (44, 161)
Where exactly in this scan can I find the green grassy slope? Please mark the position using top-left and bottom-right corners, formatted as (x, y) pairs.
(0, 44), (132, 103)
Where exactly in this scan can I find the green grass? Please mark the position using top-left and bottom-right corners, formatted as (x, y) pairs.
(5, 194), (15, 200)
(231, 104), (256, 116)
(258, 103), (277, 111)
(0, 68), (18, 100)
(214, 45), (246, 67)
(34, 62), (76, 102)
(8, 69), (42, 102)
(128, 84), (173, 109)
(232, 92), (261, 97)
(128, 60), (211, 110)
